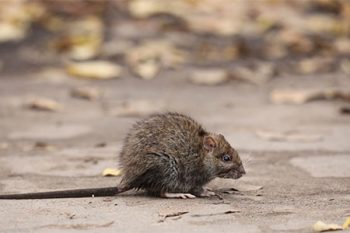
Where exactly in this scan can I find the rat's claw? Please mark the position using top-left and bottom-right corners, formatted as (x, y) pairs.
(161, 192), (196, 199)
(199, 189), (216, 197)
(182, 193), (196, 199)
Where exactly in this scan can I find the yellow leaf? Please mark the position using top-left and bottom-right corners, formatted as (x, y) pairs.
(313, 221), (343, 232)
(28, 97), (63, 112)
(102, 168), (122, 177)
(343, 217), (350, 229)
(67, 61), (122, 80)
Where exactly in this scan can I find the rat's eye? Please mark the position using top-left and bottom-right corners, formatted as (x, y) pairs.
(222, 154), (231, 162)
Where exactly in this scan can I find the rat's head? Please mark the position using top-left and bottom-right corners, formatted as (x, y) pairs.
(203, 134), (245, 179)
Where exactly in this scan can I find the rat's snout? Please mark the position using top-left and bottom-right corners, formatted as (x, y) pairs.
(239, 165), (246, 175)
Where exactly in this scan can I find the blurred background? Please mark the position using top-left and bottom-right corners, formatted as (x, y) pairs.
(0, 0), (349, 79)
(0, 0), (350, 145)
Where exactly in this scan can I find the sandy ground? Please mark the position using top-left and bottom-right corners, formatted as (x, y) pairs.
(0, 71), (349, 233)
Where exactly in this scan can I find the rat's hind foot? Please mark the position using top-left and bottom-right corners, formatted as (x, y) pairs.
(199, 189), (216, 197)
(161, 192), (196, 199)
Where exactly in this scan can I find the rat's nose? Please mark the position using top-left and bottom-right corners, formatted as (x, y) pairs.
(239, 165), (246, 175)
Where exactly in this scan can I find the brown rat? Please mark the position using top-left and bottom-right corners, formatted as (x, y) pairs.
(0, 112), (245, 199)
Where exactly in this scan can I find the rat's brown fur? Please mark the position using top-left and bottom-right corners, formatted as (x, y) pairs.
(118, 112), (245, 197)
(0, 112), (245, 199)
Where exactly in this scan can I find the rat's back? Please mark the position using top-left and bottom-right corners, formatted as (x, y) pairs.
(120, 112), (206, 163)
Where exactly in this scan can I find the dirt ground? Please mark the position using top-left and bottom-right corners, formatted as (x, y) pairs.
(0, 70), (349, 233)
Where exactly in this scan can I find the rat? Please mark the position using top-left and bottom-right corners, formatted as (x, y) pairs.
(0, 112), (245, 199)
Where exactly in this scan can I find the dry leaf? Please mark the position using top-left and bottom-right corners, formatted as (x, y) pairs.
(0, 22), (28, 43)
(126, 40), (186, 69)
(306, 15), (341, 35)
(33, 141), (56, 151)
(102, 168), (122, 177)
(340, 106), (350, 115)
(270, 89), (323, 104)
(51, 16), (104, 60)
(27, 97), (63, 112)
(229, 63), (276, 85)
(256, 130), (323, 142)
(67, 61), (122, 80)
(95, 142), (107, 147)
(270, 88), (350, 104)
(343, 218), (350, 229)
(71, 87), (101, 100)
(112, 99), (164, 117)
(313, 221), (343, 232)
(0, 1), (43, 43)
(297, 58), (334, 75)
(340, 59), (350, 75)
(190, 69), (228, 85)
(128, 0), (187, 18)
(133, 59), (160, 80)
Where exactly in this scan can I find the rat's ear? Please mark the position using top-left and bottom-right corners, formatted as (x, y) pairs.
(203, 136), (217, 152)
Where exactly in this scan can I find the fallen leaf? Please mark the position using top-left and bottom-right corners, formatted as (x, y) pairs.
(189, 69), (228, 85)
(0, 22), (28, 43)
(158, 211), (188, 223)
(297, 57), (335, 75)
(305, 15), (342, 35)
(229, 63), (276, 85)
(256, 130), (323, 142)
(95, 142), (107, 147)
(51, 16), (104, 60)
(277, 29), (314, 54)
(313, 221), (343, 232)
(340, 59), (350, 75)
(67, 61), (122, 80)
(270, 88), (350, 104)
(33, 141), (56, 151)
(111, 99), (164, 117)
(71, 87), (101, 100)
(102, 168), (122, 177)
(27, 97), (63, 112)
(340, 106), (350, 115)
(133, 59), (160, 80)
(126, 40), (186, 69)
(0, 1), (43, 43)
(191, 210), (240, 217)
(343, 218), (350, 229)
(270, 89), (324, 104)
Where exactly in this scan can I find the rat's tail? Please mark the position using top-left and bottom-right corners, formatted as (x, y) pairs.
(0, 186), (130, 199)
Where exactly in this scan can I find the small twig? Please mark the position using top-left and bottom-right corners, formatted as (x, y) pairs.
(158, 211), (189, 223)
(191, 210), (240, 218)
(214, 193), (224, 200)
